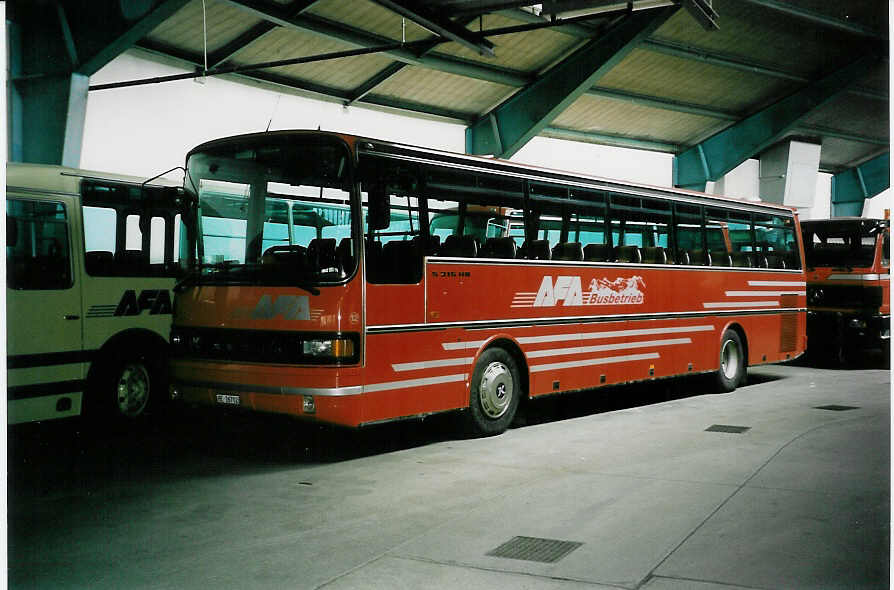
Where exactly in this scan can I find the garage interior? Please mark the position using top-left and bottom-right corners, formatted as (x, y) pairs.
(6, 2), (891, 589)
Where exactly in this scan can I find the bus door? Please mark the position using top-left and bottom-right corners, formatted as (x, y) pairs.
(79, 184), (181, 350)
(364, 187), (426, 327)
(7, 194), (85, 423)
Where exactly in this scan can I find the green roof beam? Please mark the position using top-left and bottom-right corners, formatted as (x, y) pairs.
(73, 0), (192, 76)
(466, 5), (679, 158)
(641, 39), (887, 102)
(831, 152), (890, 217)
(673, 55), (882, 191)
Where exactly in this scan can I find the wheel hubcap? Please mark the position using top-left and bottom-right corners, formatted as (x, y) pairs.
(117, 362), (150, 417)
(721, 339), (740, 381)
(479, 361), (513, 419)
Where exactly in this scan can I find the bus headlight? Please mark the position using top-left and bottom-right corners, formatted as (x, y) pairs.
(302, 338), (355, 359)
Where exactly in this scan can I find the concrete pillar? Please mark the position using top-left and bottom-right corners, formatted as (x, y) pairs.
(759, 140), (822, 208)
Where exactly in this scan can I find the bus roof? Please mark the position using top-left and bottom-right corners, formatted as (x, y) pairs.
(186, 130), (800, 217)
(6, 162), (177, 196)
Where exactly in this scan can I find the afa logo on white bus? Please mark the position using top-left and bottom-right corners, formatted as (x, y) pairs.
(512, 275), (646, 308)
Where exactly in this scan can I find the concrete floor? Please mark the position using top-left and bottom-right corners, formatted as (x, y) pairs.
(7, 357), (890, 590)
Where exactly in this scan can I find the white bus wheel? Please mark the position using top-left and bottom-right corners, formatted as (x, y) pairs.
(465, 347), (520, 436)
(715, 329), (746, 392)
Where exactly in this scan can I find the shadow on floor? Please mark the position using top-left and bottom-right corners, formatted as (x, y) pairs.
(6, 368), (792, 502)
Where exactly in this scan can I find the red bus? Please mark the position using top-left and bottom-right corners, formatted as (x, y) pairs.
(801, 217), (890, 363)
(168, 130), (807, 435)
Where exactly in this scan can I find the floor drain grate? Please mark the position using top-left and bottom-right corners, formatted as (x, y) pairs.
(486, 536), (583, 563)
(814, 405), (859, 411)
(705, 424), (751, 434)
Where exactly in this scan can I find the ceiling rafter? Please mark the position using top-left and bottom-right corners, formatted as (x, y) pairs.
(218, 0), (529, 87)
(642, 38), (888, 101)
(673, 55), (883, 191)
(832, 151), (891, 216)
(208, 0), (322, 69)
(372, 0), (496, 56)
(467, 5), (680, 158)
(131, 41), (475, 122)
(77, 0), (193, 76)
(589, 87), (889, 146)
(497, 7), (888, 101)
(740, 0), (887, 40)
(345, 12), (481, 106)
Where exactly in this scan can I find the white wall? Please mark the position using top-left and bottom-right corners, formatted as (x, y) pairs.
(81, 51), (466, 181)
(510, 135), (673, 187)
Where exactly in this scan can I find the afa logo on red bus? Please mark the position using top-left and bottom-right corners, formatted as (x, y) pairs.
(516, 275), (646, 308)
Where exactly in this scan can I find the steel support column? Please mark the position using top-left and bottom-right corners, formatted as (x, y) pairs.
(8, 0), (190, 165)
(465, 5), (678, 159)
(673, 55), (881, 192)
(831, 152), (891, 217)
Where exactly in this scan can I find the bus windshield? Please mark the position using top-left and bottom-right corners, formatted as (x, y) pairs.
(183, 135), (355, 286)
(802, 220), (883, 269)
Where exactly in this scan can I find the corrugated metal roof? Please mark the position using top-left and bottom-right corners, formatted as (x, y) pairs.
(229, 27), (397, 92)
(309, 0), (434, 44)
(120, 0), (892, 174)
(145, 0), (263, 55)
(373, 65), (514, 115)
(555, 94), (725, 146)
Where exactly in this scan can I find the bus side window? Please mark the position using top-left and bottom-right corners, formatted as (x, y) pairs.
(82, 180), (184, 278)
(754, 213), (799, 269)
(609, 194), (670, 264)
(83, 206), (117, 275)
(705, 208), (732, 267)
(7, 199), (72, 290)
(674, 203), (704, 266)
(363, 183), (424, 284)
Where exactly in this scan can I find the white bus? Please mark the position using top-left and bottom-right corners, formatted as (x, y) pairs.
(6, 163), (185, 424)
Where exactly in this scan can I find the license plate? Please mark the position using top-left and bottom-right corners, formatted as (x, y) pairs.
(216, 394), (241, 405)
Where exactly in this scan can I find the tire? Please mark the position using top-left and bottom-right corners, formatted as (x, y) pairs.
(90, 347), (164, 422)
(114, 359), (153, 418)
(715, 329), (746, 393)
(465, 347), (521, 436)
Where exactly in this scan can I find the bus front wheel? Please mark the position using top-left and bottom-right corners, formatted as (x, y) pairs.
(90, 346), (164, 422)
(466, 347), (520, 436)
(715, 329), (746, 392)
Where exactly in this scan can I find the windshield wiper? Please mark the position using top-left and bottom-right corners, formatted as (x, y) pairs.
(248, 264), (321, 295)
(175, 262), (321, 295)
(173, 261), (236, 292)
(174, 266), (201, 293)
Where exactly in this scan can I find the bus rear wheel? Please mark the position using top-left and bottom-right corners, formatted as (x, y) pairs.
(465, 347), (520, 436)
(715, 329), (746, 392)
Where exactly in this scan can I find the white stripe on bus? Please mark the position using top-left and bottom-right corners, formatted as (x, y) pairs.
(525, 338), (691, 359)
(530, 352), (660, 373)
(703, 301), (779, 308)
(363, 374), (468, 393)
(747, 280), (806, 287)
(516, 324), (714, 345)
(392, 357), (475, 372)
(440, 324), (714, 350)
(826, 274), (888, 281)
(725, 290), (806, 296)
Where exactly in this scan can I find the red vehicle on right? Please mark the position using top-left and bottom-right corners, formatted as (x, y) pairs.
(801, 217), (890, 364)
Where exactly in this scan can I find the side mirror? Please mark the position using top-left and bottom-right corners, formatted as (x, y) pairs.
(368, 185), (390, 231)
